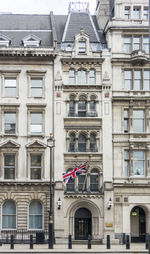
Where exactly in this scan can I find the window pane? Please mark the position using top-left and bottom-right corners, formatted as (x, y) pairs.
(4, 154), (15, 180)
(78, 101), (86, 117)
(78, 134), (86, 152)
(78, 174), (87, 191)
(134, 70), (141, 90)
(133, 7), (141, 19)
(89, 70), (96, 84)
(133, 110), (144, 132)
(30, 113), (42, 134)
(5, 78), (16, 97)
(69, 69), (75, 85)
(144, 70), (150, 90)
(4, 113), (16, 134)
(125, 70), (132, 90)
(133, 36), (141, 50)
(2, 201), (16, 229)
(125, 7), (130, 19)
(143, 36), (149, 53)
(133, 151), (145, 176)
(78, 42), (86, 53)
(69, 101), (75, 116)
(77, 70), (86, 84)
(66, 173), (75, 192)
(29, 201), (42, 229)
(143, 8), (148, 20)
(124, 36), (131, 53)
(30, 155), (41, 180)
(31, 78), (43, 96)
(90, 169), (99, 192)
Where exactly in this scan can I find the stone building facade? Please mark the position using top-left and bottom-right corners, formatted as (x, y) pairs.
(0, 0), (149, 244)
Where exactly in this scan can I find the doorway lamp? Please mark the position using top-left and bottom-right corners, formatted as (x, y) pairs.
(107, 198), (113, 210)
(47, 133), (55, 249)
(57, 197), (62, 209)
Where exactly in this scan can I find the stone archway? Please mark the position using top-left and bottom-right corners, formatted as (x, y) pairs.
(75, 207), (92, 240)
(131, 206), (146, 242)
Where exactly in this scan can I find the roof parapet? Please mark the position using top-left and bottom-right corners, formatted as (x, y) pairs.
(68, 2), (90, 13)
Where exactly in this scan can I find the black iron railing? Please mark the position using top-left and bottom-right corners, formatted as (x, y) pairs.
(0, 229), (49, 244)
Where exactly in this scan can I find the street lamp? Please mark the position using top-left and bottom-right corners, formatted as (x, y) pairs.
(47, 133), (55, 249)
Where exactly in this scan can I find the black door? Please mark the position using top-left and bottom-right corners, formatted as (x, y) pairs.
(131, 206), (146, 242)
(75, 208), (92, 240)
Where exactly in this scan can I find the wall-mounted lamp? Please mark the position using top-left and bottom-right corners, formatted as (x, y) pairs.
(57, 197), (62, 209)
(107, 198), (113, 210)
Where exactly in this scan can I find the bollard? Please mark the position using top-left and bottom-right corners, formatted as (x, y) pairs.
(148, 234), (150, 254)
(10, 235), (14, 249)
(107, 235), (110, 249)
(122, 233), (126, 244)
(88, 235), (91, 249)
(30, 235), (33, 249)
(126, 235), (130, 249)
(146, 233), (149, 249)
(68, 235), (72, 249)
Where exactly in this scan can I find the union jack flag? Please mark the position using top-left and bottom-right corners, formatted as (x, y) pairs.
(63, 161), (88, 184)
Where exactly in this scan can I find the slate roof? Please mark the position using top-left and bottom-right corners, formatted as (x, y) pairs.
(0, 14), (53, 47)
(62, 13), (100, 43)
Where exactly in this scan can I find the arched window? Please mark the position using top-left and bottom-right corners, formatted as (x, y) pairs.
(2, 200), (16, 229)
(90, 169), (99, 192)
(69, 69), (75, 84)
(29, 201), (43, 229)
(90, 133), (96, 152)
(77, 69), (87, 84)
(78, 134), (86, 152)
(78, 100), (87, 117)
(69, 133), (75, 152)
(69, 100), (75, 117)
(66, 169), (75, 192)
(89, 69), (96, 84)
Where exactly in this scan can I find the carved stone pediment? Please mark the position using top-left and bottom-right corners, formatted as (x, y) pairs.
(26, 139), (47, 149)
(0, 139), (20, 148)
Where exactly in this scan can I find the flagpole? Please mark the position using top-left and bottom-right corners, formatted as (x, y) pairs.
(82, 155), (91, 192)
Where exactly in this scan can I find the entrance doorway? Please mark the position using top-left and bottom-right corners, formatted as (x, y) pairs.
(131, 206), (146, 242)
(75, 208), (92, 240)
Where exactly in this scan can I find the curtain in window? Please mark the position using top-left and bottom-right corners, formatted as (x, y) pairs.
(29, 201), (43, 229)
(2, 200), (16, 229)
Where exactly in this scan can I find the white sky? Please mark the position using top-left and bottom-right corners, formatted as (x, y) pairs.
(0, 0), (96, 14)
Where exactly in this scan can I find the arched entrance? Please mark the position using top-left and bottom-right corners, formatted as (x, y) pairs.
(131, 206), (146, 242)
(75, 208), (92, 240)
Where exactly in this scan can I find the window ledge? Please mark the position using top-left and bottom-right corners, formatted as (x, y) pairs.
(27, 134), (45, 138)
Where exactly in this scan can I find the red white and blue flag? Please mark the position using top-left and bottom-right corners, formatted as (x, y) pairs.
(63, 161), (88, 184)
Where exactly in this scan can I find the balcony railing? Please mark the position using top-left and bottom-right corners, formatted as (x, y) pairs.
(68, 111), (98, 117)
(68, 147), (98, 153)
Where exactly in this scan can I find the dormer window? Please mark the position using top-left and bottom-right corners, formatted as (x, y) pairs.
(78, 41), (86, 53)
(0, 34), (10, 47)
(22, 35), (41, 47)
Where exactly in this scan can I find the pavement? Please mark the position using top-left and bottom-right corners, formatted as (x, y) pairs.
(0, 243), (149, 253)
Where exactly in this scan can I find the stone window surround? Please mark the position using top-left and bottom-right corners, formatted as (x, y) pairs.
(123, 146), (150, 177)
(66, 130), (100, 153)
(122, 105), (150, 134)
(123, 34), (149, 54)
(123, 107), (147, 133)
(68, 68), (96, 85)
(65, 167), (103, 193)
(26, 104), (46, 137)
(67, 93), (98, 117)
(26, 70), (46, 98)
(1, 71), (21, 98)
(26, 149), (45, 180)
(123, 68), (150, 91)
(124, 5), (148, 20)
(0, 149), (19, 180)
(0, 104), (20, 137)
